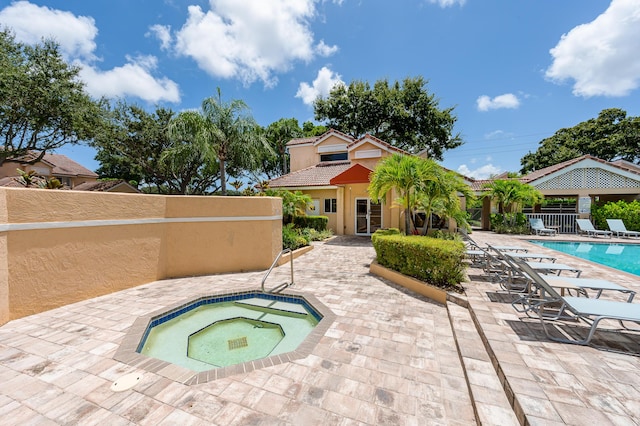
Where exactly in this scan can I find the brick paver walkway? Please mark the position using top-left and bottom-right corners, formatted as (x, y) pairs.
(1, 233), (639, 425)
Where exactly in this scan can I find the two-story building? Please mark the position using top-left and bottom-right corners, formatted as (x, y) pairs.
(0, 151), (98, 189)
(268, 129), (408, 236)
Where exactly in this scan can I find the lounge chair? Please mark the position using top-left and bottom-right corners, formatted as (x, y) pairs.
(459, 230), (528, 253)
(486, 247), (579, 292)
(487, 244), (556, 263)
(576, 219), (612, 238)
(606, 219), (640, 239)
(513, 259), (640, 345)
(529, 218), (557, 236)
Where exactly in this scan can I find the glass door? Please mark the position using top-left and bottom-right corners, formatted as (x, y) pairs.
(355, 199), (382, 235)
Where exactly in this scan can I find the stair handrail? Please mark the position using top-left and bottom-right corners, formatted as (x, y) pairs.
(261, 248), (294, 293)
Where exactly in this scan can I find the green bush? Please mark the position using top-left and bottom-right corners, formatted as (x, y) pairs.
(490, 213), (529, 234)
(371, 230), (466, 291)
(591, 200), (640, 231)
(282, 224), (308, 250)
(282, 224), (333, 251)
(292, 215), (328, 231)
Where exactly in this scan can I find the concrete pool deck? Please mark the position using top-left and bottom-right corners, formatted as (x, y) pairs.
(1, 233), (639, 424)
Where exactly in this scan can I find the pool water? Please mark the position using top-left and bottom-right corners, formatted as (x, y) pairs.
(139, 295), (320, 371)
(530, 241), (640, 276)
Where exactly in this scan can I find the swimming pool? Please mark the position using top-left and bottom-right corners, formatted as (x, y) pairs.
(530, 241), (640, 276)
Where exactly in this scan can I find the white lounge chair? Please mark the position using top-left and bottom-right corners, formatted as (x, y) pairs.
(606, 219), (640, 239)
(513, 259), (640, 345)
(576, 219), (612, 238)
(529, 218), (556, 236)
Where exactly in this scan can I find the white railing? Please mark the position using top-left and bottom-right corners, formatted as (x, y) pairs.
(525, 213), (578, 234)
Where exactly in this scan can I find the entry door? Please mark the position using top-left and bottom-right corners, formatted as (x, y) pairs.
(355, 199), (382, 235)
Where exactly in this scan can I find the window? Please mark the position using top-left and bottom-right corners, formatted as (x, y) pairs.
(324, 198), (337, 213)
(320, 152), (348, 162)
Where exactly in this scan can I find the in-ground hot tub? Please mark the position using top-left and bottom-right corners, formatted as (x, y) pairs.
(115, 290), (335, 384)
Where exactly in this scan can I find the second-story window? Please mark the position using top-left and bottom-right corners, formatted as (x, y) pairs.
(320, 152), (348, 162)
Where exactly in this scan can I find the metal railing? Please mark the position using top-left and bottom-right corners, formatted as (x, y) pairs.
(525, 213), (579, 234)
(261, 248), (294, 293)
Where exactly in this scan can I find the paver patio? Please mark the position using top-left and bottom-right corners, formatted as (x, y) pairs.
(0, 233), (639, 425)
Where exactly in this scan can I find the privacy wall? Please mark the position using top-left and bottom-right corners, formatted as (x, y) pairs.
(0, 188), (282, 324)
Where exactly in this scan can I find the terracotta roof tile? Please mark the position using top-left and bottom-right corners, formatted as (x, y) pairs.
(73, 179), (139, 192)
(269, 161), (352, 188)
(43, 153), (97, 177)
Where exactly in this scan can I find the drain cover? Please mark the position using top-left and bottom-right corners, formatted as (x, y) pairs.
(110, 372), (142, 392)
(228, 336), (248, 350)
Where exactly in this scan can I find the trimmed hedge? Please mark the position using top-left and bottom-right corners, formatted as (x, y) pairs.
(292, 215), (328, 231)
(371, 230), (466, 291)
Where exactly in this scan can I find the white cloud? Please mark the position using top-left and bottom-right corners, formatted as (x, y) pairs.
(0, 1), (180, 103)
(545, 0), (640, 97)
(427, 0), (466, 8)
(476, 93), (520, 112)
(0, 1), (97, 61)
(79, 55), (181, 103)
(147, 24), (172, 51)
(316, 40), (339, 57)
(457, 163), (502, 180)
(296, 66), (344, 105)
(173, 0), (337, 87)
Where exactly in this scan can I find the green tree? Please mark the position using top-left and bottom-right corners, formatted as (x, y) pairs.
(483, 179), (543, 226)
(263, 189), (312, 224)
(417, 167), (474, 235)
(92, 103), (175, 191)
(520, 108), (640, 173)
(0, 29), (105, 166)
(187, 88), (269, 195)
(302, 121), (328, 137)
(314, 76), (462, 159)
(262, 118), (303, 178)
(368, 153), (435, 234)
(161, 119), (220, 194)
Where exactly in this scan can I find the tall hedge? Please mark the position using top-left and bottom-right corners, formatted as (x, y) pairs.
(592, 200), (640, 231)
(292, 215), (328, 231)
(371, 230), (466, 290)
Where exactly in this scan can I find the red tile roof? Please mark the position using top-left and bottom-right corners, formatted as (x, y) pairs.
(268, 161), (352, 188)
(330, 163), (373, 185)
(73, 179), (139, 192)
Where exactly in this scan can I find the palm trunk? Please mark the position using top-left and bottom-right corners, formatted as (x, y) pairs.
(220, 157), (227, 195)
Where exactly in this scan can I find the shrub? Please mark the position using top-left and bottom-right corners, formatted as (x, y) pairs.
(591, 200), (640, 231)
(292, 215), (328, 231)
(371, 230), (466, 291)
(490, 213), (529, 234)
(282, 224), (308, 250)
(282, 224), (333, 251)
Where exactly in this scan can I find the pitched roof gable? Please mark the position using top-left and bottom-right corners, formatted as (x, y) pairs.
(330, 163), (373, 185)
(268, 161), (351, 188)
(347, 134), (407, 155)
(522, 154), (640, 184)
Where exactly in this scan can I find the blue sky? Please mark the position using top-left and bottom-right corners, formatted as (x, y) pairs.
(1, 0), (639, 179)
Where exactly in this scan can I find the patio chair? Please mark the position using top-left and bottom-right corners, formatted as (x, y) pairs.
(458, 229), (528, 253)
(606, 219), (640, 239)
(487, 244), (556, 263)
(576, 219), (612, 238)
(512, 259), (640, 345)
(529, 218), (557, 236)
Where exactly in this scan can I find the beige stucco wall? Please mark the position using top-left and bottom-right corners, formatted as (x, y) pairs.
(289, 134), (350, 172)
(0, 188), (282, 324)
(297, 188), (340, 233)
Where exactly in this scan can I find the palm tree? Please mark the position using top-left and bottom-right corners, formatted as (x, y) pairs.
(368, 153), (435, 234)
(483, 179), (543, 226)
(169, 88), (269, 195)
(417, 167), (474, 234)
